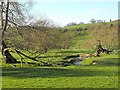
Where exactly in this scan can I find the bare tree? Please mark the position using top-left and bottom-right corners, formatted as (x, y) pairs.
(0, 0), (17, 63)
(90, 18), (96, 23)
(0, 0), (32, 63)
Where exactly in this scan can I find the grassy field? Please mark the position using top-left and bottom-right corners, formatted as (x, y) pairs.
(2, 66), (118, 88)
(1, 50), (119, 88)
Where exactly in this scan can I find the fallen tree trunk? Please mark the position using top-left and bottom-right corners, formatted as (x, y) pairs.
(3, 47), (43, 62)
(2, 40), (17, 63)
(3, 47), (49, 65)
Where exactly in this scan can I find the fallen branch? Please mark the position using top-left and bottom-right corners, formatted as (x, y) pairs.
(15, 49), (38, 61)
(3, 48), (47, 64)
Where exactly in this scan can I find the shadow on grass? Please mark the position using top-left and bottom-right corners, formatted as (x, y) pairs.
(36, 55), (65, 58)
(98, 58), (119, 66)
(2, 66), (118, 78)
(55, 50), (92, 54)
(58, 50), (80, 53)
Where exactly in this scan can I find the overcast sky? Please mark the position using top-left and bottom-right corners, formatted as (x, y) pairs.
(28, 0), (118, 26)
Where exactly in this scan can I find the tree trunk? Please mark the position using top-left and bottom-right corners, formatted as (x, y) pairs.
(96, 40), (112, 56)
(0, 1), (3, 54)
(0, 1), (17, 63)
(2, 41), (17, 63)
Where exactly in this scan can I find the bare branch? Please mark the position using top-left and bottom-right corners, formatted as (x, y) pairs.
(3, 0), (9, 31)
(3, 19), (19, 26)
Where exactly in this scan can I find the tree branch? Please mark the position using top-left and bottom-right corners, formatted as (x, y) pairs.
(3, 0), (9, 31)
(3, 19), (19, 26)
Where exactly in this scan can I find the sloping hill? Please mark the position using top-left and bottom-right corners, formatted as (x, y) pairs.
(64, 20), (118, 50)
(64, 20), (118, 30)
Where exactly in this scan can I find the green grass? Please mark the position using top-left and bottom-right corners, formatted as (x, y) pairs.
(82, 53), (118, 65)
(64, 23), (91, 30)
(1, 51), (119, 88)
(70, 30), (90, 49)
(2, 65), (118, 88)
(64, 20), (118, 30)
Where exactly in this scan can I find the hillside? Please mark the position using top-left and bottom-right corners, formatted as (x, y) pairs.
(64, 20), (118, 50)
(64, 20), (118, 30)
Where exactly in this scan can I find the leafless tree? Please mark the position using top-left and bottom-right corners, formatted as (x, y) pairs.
(0, 0), (32, 63)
